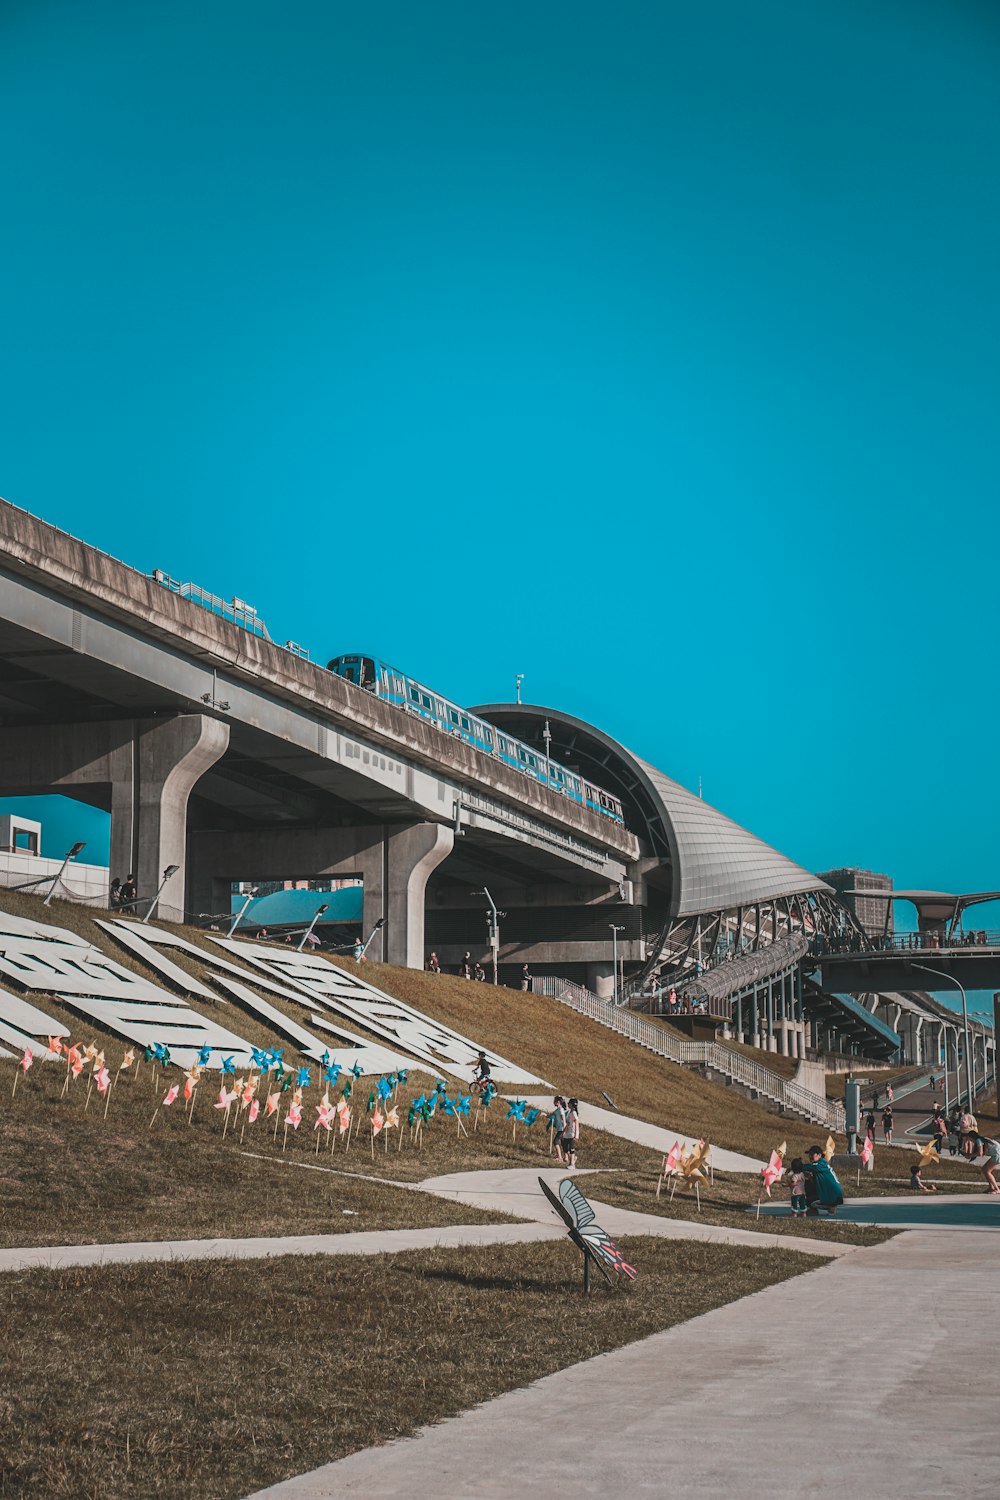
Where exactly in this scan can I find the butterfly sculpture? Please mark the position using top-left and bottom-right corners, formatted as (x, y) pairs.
(538, 1176), (638, 1288)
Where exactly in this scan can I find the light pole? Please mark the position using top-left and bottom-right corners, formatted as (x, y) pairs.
(609, 924), (625, 1005)
(543, 718), (552, 779)
(360, 916), (385, 959)
(43, 841), (86, 906)
(474, 888), (501, 984)
(141, 864), (180, 924)
(228, 885), (259, 938)
(515, 673), (524, 705)
(915, 963), (974, 1110)
(297, 901), (329, 951)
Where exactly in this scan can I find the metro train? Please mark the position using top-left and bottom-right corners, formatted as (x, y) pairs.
(327, 654), (626, 826)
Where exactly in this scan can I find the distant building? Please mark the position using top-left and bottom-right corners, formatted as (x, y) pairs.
(819, 867), (893, 937)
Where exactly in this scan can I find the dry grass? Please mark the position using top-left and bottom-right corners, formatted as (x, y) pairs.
(0, 1058), (513, 1248)
(0, 1237), (822, 1500)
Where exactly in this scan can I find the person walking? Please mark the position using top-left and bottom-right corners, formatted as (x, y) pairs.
(931, 1107), (948, 1156)
(550, 1096), (567, 1163)
(881, 1104), (894, 1145)
(120, 873), (137, 911)
(109, 877), (122, 911)
(426, 951), (441, 974)
(788, 1157), (807, 1218)
(563, 1098), (580, 1168)
(864, 1107), (877, 1143)
(520, 963), (532, 991)
(959, 1107), (979, 1158)
(459, 952), (472, 980)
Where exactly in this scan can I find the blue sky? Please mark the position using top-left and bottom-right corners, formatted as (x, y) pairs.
(1, 0), (999, 929)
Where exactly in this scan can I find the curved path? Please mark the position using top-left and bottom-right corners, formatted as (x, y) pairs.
(249, 1226), (1000, 1500)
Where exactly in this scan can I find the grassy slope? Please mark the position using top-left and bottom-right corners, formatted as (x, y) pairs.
(2, 1238), (820, 1500)
(4, 887), (973, 1251)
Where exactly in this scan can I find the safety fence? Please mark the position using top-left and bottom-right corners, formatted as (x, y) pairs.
(532, 975), (845, 1130)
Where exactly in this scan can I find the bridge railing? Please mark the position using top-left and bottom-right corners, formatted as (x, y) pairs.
(531, 976), (844, 1130)
(817, 931), (1000, 955)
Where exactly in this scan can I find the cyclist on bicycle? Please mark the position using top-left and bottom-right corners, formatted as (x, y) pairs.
(471, 1051), (492, 1091)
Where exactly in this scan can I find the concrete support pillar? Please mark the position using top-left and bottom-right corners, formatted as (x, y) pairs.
(586, 963), (615, 1002)
(109, 716), (230, 922)
(0, 713), (229, 924)
(383, 822), (454, 969)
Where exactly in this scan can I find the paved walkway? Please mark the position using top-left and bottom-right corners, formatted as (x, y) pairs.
(522, 1097), (764, 1172)
(0, 1168), (847, 1272)
(249, 1226), (1000, 1500)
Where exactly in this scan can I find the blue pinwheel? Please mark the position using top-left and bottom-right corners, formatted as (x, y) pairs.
(397, 1069), (408, 1084)
(197, 1044), (212, 1066)
(481, 1082), (497, 1105)
(321, 1049), (331, 1067)
(412, 1093), (426, 1113)
(525, 1107), (541, 1127)
(367, 1089), (375, 1112)
(440, 1096), (457, 1117)
(268, 1048), (285, 1069)
(506, 1099), (528, 1123)
(435, 1080), (447, 1095)
(420, 1099), (435, 1122)
(250, 1047), (269, 1072)
(342, 1080), (352, 1100)
(456, 1095), (472, 1117)
(297, 1067), (311, 1088)
(324, 1063), (341, 1086)
(153, 1043), (171, 1066)
(221, 1056), (236, 1076)
(377, 1077), (392, 1102)
(350, 1062), (363, 1080)
(407, 1103), (417, 1128)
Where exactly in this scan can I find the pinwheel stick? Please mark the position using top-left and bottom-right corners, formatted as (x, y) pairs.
(188, 1090), (197, 1126)
(756, 1191), (762, 1220)
(695, 1182), (701, 1213)
(273, 1106), (281, 1142)
(282, 1121), (289, 1153)
(104, 1069), (121, 1120)
(84, 1073), (95, 1112)
(222, 1105), (232, 1141)
(370, 1128), (375, 1161)
(669, 1175), (678, 1202)
(149, 1107), (159, 1130)
(11, 1069), (20, 1102)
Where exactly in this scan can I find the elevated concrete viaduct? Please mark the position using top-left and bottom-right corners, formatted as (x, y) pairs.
(0, 503), (637, 966)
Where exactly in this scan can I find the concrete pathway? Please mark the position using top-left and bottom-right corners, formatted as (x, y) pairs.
(0, 1166), (849, 1273)
(419, 1166), (846, 1256)
(0, 1222), (565, 1274)
(523, 1096), (764, 1172)
(249, 1226), (1000, 1500)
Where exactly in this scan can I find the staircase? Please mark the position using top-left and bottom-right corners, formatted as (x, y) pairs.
(531, 976), (845, 1130)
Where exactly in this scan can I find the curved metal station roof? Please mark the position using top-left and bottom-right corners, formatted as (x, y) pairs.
(474, 703), (830, 919)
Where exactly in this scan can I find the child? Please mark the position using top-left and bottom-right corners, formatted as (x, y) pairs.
(550, 1096), (567, 1163)
(788, 1157), (807, 1217)
(563, 1098), (580, 1168)
(909, 1162), (937, 1193)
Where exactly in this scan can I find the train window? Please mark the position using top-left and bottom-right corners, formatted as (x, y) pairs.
(449, 708), (460, 724)
(527, 754), (536, 768)
(483, 729), (493, 747)
(461, 716), (470, 731)
(421, 693), (432, 709)
(518, 748), (527, 762)
(409, 687), (420, 703)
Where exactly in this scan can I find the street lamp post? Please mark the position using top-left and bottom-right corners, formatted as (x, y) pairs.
(141, 864), (180, 924)
(609, 924), (625, 1005)
(914, 963), (975, 1111)
(360, 916), (385, 959)
(43, 841), (87, 907)
(228, 886), (258, 938)
(297, 902), (329, 952)
(474, 888), (501, 984)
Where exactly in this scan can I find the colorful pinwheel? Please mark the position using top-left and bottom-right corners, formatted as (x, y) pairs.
(221, 1056), (236, 1076)
(297, 1067), (311, 1088)
(506, 1100), (527, 1122)
(197, 1044), (212, 1066)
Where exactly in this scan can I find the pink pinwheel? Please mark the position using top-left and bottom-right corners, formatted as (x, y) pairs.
(371, 1106), (385, 1137)
(761, 1149), (784, 1197)
(19, 1048), (33, 1074)
(71, 1055), (85, 1078)
(337, 1100), (351, 1134)
(664, 1141), (682, 1173)
(314, 1102), (333, 1132)
(287, 1102), (303, 1130)
(241, 1083), (255, 1106)
(248, 1098), (260, 1124)
(163, 1084), (180, 1106)
(861, 1135), (874, 1166)
(215, 1087), (237, 1110)
(265, 1091), (280, 1117)
(95, 1066), (112, 1095)
(47, 1036), (63, 1057)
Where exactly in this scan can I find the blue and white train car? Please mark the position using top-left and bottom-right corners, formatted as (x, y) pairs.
(327, 654), (625, 826)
